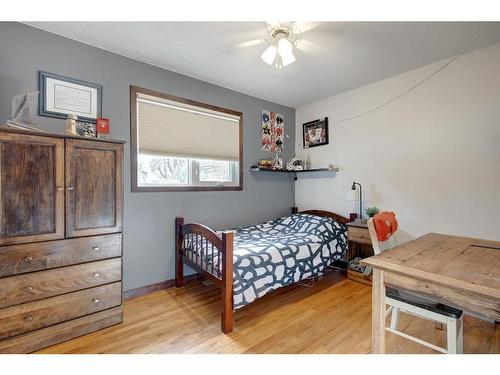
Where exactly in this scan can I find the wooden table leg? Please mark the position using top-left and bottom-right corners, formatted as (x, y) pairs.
(372, 269), (386, 354)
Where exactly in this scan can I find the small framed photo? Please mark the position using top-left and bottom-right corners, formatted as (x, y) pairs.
(303, 117), (329, 148)
(38, 71), (102, 123)
(76, 122), (97, 137)
(96, 117), (110, 138)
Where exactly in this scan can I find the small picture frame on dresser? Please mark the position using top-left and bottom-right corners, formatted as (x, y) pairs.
(76, 121), (97, 137)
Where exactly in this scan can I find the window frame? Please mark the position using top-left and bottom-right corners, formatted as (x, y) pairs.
(130, 85), (243, 192)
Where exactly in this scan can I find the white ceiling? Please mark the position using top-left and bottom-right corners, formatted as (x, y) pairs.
(25, 22), (500, 107)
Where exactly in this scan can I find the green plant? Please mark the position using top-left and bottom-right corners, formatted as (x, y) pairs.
(365, 206), (380, 218)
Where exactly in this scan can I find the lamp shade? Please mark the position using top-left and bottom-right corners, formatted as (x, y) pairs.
(261, 45), (277, 65)
(346, 188), (360, 201)
(277, 38), (296, 67)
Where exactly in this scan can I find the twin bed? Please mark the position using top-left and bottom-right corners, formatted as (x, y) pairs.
(175, 208), (350, 333)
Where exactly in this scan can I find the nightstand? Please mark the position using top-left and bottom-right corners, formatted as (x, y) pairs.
(346, 221), (374, 286)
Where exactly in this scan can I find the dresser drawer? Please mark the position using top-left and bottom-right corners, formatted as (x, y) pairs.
(0, 258), (121, 309)
(0, 233), (121, 278)
(347, 226), (372, 245)
(0, 282), (121, 340)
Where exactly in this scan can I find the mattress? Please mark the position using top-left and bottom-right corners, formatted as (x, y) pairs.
(231, 213), (347, 309)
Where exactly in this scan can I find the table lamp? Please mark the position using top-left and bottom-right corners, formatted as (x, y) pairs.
(346, 181), (363, 221)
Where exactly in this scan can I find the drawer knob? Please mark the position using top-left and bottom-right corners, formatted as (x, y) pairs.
(24, 285), (34, 294)
(92, 298), (100, 304)
(23, 256), (33, 262)
(24, 315), (33, 322)
(92, 272), (100, 277)
(67, 186), (74, 191)
(57, 187), (64, 191)
(92, 246), (100, 251)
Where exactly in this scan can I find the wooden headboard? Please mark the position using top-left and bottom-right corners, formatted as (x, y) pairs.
(292, 207), (350, 225)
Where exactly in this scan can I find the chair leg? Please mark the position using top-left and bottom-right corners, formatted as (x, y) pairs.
(446, 317), (458, 354)
(390, 307), (400, 330)
(457, 317), (464, 354)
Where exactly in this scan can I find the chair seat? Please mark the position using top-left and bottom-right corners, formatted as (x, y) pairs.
(386, 287), (463, 319)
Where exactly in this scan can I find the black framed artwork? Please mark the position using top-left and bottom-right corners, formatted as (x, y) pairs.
(303, 117), (329, 148)
(38, 71), (102, 123)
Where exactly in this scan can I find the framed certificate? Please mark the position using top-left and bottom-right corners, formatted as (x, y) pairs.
(39, 71), (102, 123)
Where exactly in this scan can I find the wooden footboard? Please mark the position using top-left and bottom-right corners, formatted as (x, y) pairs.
(175, 217), (234, 333)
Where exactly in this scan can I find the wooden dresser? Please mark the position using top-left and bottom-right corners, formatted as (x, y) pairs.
(0, 128), (124, 353)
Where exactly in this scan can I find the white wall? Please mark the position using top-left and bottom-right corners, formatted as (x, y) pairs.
(295, 43), (500, 243)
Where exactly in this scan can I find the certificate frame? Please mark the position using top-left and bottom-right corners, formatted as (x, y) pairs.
(38, 71), (102, 123)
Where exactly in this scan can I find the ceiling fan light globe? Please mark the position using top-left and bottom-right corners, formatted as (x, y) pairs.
(261, 45), (277, 65)
(277, 38), (296, 67)
(277, 37), (293, 55)
(281, 51), (296, 66)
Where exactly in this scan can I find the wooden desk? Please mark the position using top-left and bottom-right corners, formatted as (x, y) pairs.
(361, 233), (500, 354)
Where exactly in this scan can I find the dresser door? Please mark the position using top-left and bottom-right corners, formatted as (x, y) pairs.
(65, 139), (123, 237)
(0, 133), (65, 245)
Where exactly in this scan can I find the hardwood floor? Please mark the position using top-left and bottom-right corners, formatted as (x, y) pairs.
(37, 270), (499, 354)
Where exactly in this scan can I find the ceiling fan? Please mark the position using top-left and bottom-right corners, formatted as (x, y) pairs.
(236, 21), (320, 69)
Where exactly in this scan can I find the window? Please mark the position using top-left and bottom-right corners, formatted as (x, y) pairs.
(131, 86), (243, 192)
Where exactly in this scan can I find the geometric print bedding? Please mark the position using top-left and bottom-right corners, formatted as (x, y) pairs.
(230, 214), (347, 309)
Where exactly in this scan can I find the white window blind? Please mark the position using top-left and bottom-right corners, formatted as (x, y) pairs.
(137, 93), (240, 161)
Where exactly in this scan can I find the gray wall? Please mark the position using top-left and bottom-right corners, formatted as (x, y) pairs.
(0, 22), (296, 291)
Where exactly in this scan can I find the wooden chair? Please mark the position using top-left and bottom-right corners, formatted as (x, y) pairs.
(367, 215), (464, 354)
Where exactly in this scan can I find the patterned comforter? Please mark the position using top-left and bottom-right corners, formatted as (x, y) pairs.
(230, 214), (347, 309)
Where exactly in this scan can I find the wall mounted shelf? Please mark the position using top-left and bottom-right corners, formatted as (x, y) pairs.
(250, 167), (339, 180)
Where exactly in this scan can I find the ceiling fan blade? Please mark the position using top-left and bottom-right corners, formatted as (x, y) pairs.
(292, 21), (322, 35)
(235, 38), (267, 48)
(294, 38), (321, 53)
(266, 21), (281, 31)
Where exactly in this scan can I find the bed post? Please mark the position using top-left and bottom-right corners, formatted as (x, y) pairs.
(221, 231), (234, 333)
(175, 217), (185, 288)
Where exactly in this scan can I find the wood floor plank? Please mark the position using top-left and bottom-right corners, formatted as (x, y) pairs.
(37, 271), (499, 354)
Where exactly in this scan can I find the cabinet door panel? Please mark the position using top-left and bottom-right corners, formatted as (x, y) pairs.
(0, 133), (64, 245)
(66, 139), (123, 237)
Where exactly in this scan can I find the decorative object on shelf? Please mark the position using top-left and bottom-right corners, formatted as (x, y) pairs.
(365, 206), (380, 218)
(65, 114), (78, 135)
(346, 181), (363, 221)
(76, 121), (97, 137)
(3, 88), (41, 131)
(261, 110), (284, 152)
(96, 117), (110, 138)
(39, 71), (102, 123)
(286, 156), (304, 171)
(303, 117), (328, 148)
(257, 159), (272, 169)
(272, 153), (284, 169)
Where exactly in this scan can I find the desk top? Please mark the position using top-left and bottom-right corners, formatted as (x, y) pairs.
(362, 233), (500, 298)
